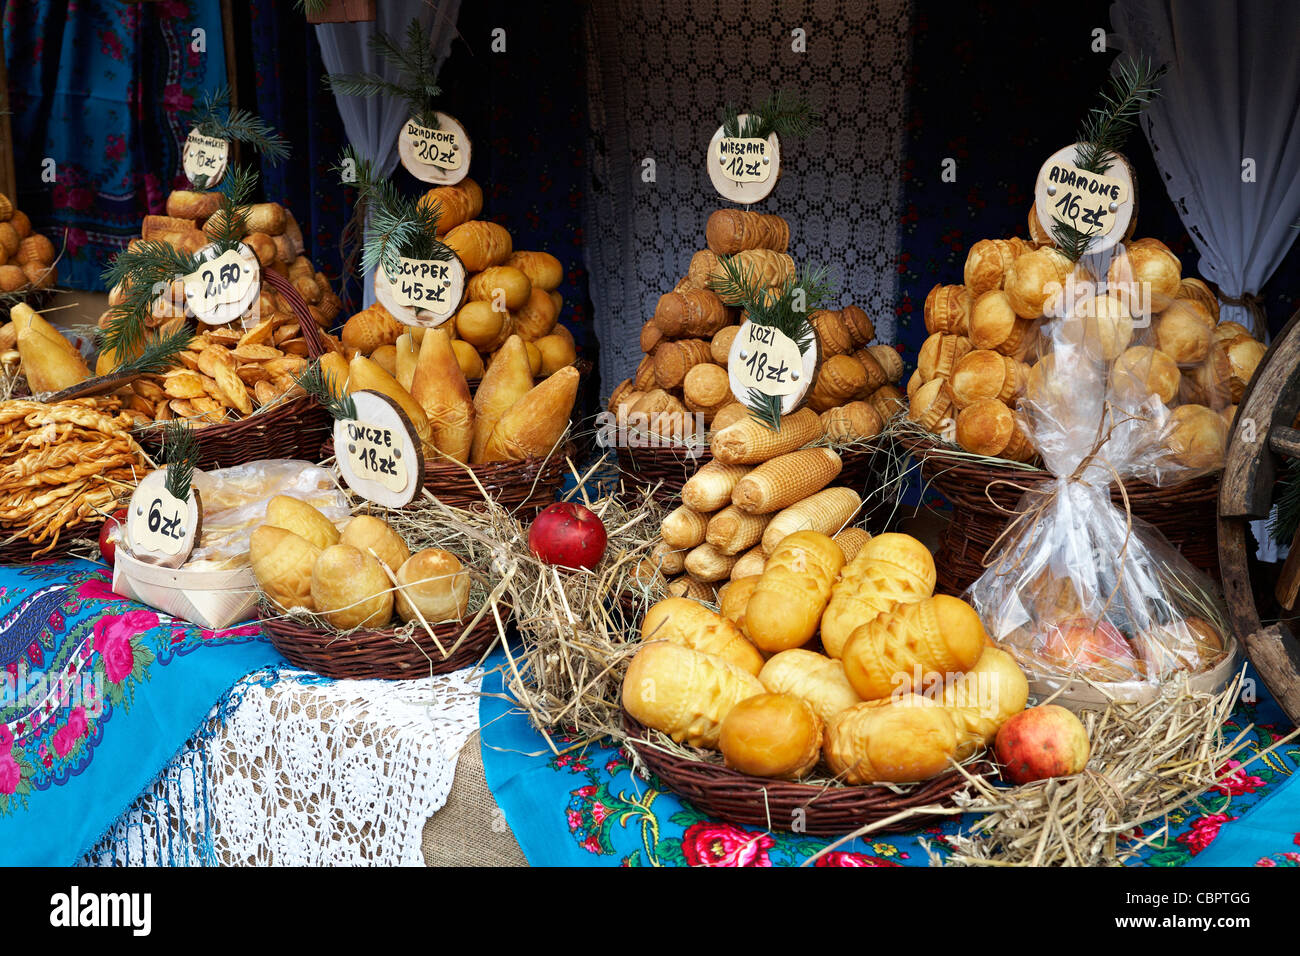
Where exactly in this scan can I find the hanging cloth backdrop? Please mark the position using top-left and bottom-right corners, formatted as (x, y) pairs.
(582, 0), (912, 399)
(1, 0), (228, 290)
(315, 0), (462, 308)
(1109, 0), (1300, 338)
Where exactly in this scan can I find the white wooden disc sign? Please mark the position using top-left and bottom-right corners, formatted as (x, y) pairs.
(183, 242), (261, 325)
(707, 115), (781, 205)
(125, 469), (203, 570)
(727, 318), (818, 415)
(334, 390), (426, 508)
(182, 129), (229, 188)
(398, 112), (471, 185)
(373, 255), (466, 328)
(1034, 143), (1136, 256)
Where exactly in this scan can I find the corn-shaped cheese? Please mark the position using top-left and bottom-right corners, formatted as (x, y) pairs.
(832, 527), (873, 562)
(418, 179), (483, 235)
(685, 542), (739, 582)
(444, 220), (512, 272)
(667, 575), (717, 602)
(744, 531), (845, 653)
(705, 505), (770, 556)
(731, 447), (842, 514)
(640, 597), (763, 675)
(710, 407), (822, 465)
(824, 696), (959, 784)
(760, 486), (861, 555)
(941, 647), (1029, 759)
(841, 595), (988, 701)
(652, 289), (729, 338)
(759, 648), (862, 725)
(730, 545), (766, 580)
(622, 641), (765, 748)
(648, 540), (687, 576)
(682, 460), (752, 513)
(821, 532), (936, 658)
(705, 209), (790, 256)
(661, 505), (709, 550)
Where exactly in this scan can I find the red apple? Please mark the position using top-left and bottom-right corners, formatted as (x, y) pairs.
(99, 508), (128, 566)
(994, 704), (1091, 784)
(1039, 618), (1139, 680)
(528, 502), (608, 570)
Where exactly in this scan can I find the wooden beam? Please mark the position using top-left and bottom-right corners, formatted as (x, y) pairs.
(0, 18), (17, 201)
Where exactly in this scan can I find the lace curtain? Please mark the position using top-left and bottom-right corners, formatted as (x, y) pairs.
(583, 0), (913, 399)
(1110, 0), (1300, 338)
(316, 1), (462, 306)
(82, 666), (482, 867)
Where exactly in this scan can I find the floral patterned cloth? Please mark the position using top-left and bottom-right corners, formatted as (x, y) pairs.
(479, 655), (1300, 867)
(2, 0), (229, 290)
(0, 561), (281, 865)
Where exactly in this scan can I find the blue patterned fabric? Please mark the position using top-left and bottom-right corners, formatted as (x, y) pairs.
(2, 0), (229, 290)
(0, 561), (281, 866)
(480, 652), (1300, 867)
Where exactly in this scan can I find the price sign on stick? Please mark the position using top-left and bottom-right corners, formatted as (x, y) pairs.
(126, 469), (203, 569)
(374, 256), (465, 328)
(182, 130), (229, 188)
(707, 116), (781, 204)
(334, 391), (425, 508)
(727, 319), (817, 415)
(183, 243), (261, 325)
(398, 112), (472, 185)
(1034, 143), (1136, 255)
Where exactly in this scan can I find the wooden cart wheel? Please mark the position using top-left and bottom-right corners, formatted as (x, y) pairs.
(1219, 306), (1300, 723)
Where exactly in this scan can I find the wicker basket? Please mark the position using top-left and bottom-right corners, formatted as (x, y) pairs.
(900, 434), (1221, 594)
(622, 712), (988, 836)
(259, 601), (503, 680)
(136, 269), (332, 470)
(616, 440), (712, 506)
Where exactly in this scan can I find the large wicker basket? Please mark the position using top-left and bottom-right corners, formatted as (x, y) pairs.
(136, 269), (332, 470)
(259, 601), (503, 680)
(616, 440), (712, 506)
(622, 712), (988, 837)
(900, 434), (1221, 594)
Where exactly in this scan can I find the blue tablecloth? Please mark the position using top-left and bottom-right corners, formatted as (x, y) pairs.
(480, 653), (1300, 867)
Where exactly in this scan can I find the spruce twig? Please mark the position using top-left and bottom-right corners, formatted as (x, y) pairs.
(1074, 56), (1166, 175)
(721, 90), (820, 141)
(188, 86), (289, 187)
(109, 325), (195, 378)
(99, 241), (201, 359)
(161, 419), (199, 502)
(295, 359), (357, 422)
(325, 18), (444, 129)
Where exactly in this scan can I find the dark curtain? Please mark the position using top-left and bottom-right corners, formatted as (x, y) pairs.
(3, 0), (228, 290)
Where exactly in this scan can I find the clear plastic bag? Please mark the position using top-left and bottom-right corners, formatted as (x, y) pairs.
(186, 459), (351, 570)
(970, 242), (1234, 691)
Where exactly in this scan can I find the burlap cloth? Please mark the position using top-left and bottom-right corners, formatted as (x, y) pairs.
(422, 730), (528, 866)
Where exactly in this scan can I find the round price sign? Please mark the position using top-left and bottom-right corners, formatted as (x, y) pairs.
(398, 112), (472, 185)
(125, 469), (203, 569)
(182, 129), (229, 189)
(184, 243), (261, 325)
(707, 115), (781, 205)
(726, 319), (818, 416)
(1034, 143), (1137, 256)
(333, 390), (426, 508)
(373, 255), (466, 328)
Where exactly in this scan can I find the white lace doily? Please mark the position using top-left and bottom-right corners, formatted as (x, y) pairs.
(81, 665), (483, 867)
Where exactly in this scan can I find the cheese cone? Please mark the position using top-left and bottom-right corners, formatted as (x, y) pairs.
(471, 334), (533, 461)
(319, 351), (351, 400)
(410, 327), (474, 462)
(480, 365), (578, 462)
(13, 304), (89, 392)
(394, 332), (419, 391)
(346, 355), (432, 445)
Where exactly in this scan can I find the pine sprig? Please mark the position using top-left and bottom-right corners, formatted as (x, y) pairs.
(1074, 56), (1166, 174)
(189, 86), (290, 169)
(295, 359), (357, 422)
(324, 18), (444, 129)
(1049, 216), (1101, 263)
(110, 325), (195, 378)
(1270, 457), (1300, 546)
(721, 90), (820, 141)
(100, 241), (202, 359)
(710, 256), (830, 432)
(335, 146), (452, 278)
(209, 164), (259, 253)
(161, 419), (199, 502)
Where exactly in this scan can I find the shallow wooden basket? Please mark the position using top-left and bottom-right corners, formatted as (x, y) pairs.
(622, 712), (987, 837)
(258, 601), (504, 681)
(137, 270), (332, 470)
(899, 433), (1222, 595)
